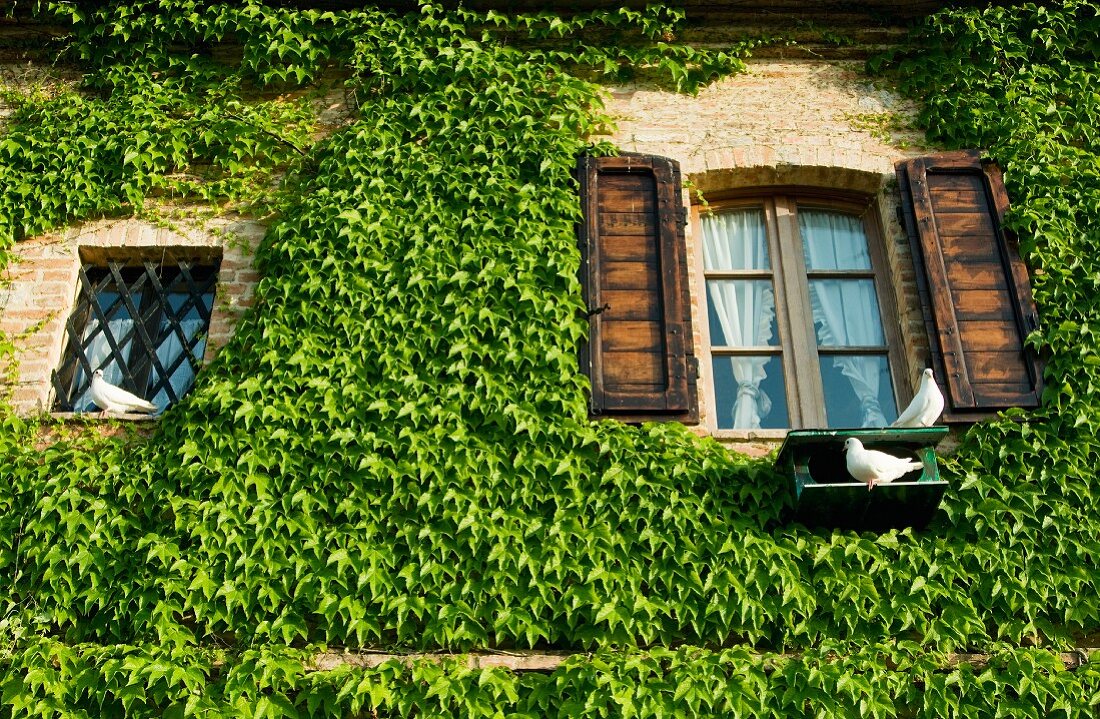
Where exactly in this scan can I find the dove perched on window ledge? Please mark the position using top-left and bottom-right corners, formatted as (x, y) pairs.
(843, 437), (923, 491)
(89, 369), (158, 415)
(891, 368), (945, 427)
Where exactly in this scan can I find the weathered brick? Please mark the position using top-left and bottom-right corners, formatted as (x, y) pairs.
(37, 269), (77, 283)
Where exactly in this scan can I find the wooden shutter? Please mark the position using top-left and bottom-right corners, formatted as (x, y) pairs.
(896, 150), (1042, 420)
(577, 154), (697, 422)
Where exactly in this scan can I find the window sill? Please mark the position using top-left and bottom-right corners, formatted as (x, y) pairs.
(710, 428), (789, 441)
(50, 412), (159, 423)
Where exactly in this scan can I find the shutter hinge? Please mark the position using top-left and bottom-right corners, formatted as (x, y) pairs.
(896, 205), (905, 227)
(691, 356), (700, 380)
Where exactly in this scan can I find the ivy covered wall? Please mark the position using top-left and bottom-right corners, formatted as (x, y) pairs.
(1, 1), (1098, 716)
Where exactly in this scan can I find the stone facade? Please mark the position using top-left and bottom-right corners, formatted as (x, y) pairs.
(0, 216), (264, 414)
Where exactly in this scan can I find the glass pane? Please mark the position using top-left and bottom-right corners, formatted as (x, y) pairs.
(711, 355), (789, 430)
(706, 280), (778, 347)
(809, 279), (885, 347)
(819, 354), (899, 428)
(701, 208), (769, 270)
(799, 209), (871, 270)
(150, 290), (216, 410)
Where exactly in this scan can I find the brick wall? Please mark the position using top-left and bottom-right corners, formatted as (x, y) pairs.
(601, 60), (936, 455)
(0, 216), (264, 414)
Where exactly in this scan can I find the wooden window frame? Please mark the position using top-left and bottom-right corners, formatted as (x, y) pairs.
(692, 187), (908, 436)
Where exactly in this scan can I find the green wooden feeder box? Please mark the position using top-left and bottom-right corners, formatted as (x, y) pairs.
(775, 427), (949, 531)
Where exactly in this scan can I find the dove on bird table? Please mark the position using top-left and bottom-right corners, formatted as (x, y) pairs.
(89, 369), (158, 415)
(843, 437), (922, 491)
(891, 368), (944, 428)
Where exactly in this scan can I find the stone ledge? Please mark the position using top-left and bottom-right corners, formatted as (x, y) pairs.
(305, 647), (1099, 673)
(49, 411), (160, 422)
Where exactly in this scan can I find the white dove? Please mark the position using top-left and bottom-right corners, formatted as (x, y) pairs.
(89, 369), (158, 415)
(843, 437), (922, 491)
(891, 368), (944, 427)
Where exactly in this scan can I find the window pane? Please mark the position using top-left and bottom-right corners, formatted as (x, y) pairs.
(701, 208), (769, 270)
(706, 280), (778, 347)
(809, 279), (885, 346)
(819, 354), (898, 428)
(799, 209), (871, 270)
(150, 290), (216, 410)
(712, 355), (788, 429)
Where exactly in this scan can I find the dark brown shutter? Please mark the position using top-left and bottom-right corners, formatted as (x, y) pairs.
(578, 154), (697, 422)
(896, 150), (1042, 420)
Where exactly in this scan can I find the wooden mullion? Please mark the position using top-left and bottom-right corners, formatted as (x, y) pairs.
(774, 196), (825, 427)
(896, 159), (942, 389)
(759, 198), (801, 427)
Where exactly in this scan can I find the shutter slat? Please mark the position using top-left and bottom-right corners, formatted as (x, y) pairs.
(602, 351), (667, 385)
(599, 236), (659, 263)
(601, 321), (664, 352)
(598, 212), (655, 236)
(599, 290), (661, 320)
(603, 260), (659, 290)
(578, 154), (697, 422)
(958, 320), (1029, 353)
(951, 289), (1017, 321)
(896, 150), (1042, 420)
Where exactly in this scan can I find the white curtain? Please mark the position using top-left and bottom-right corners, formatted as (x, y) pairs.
(702, 210), (776, 429)
(800, 211), (888, 427)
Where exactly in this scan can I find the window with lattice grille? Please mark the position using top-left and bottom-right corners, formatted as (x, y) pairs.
(52, 260), (219, 413)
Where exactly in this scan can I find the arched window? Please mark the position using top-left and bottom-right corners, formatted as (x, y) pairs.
(693, 190), (906, 430)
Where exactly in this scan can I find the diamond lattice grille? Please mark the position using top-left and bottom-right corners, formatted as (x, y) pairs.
(52, 261), (219, 412)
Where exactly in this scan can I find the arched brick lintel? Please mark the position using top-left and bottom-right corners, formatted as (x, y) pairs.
(687, 160), (891, 197)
